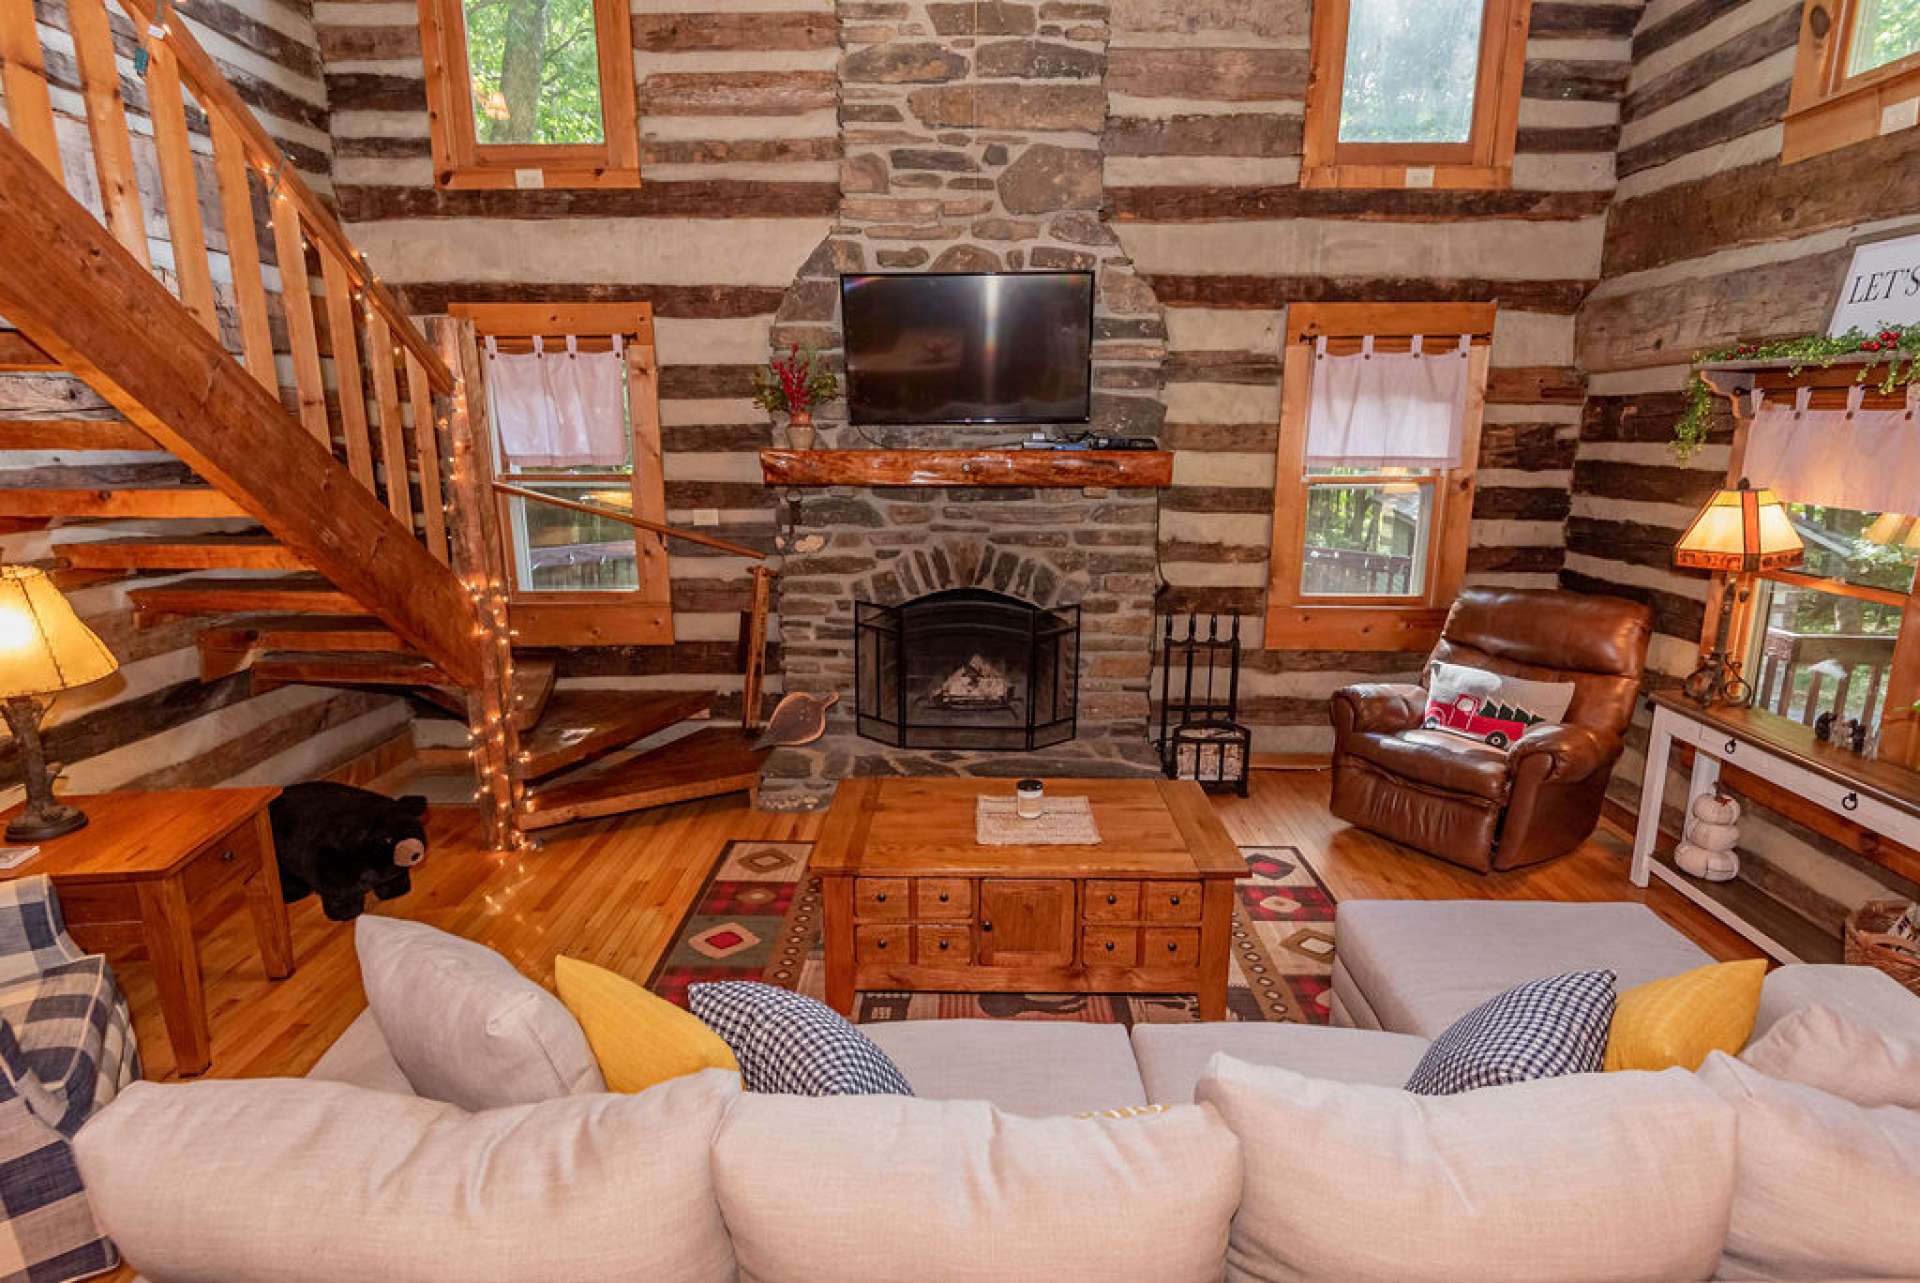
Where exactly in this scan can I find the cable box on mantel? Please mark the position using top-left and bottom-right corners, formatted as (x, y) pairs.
(758, 448), (1174, 489)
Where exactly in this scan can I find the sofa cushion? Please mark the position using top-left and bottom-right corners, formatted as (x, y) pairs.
(1196, 1054), (1736, 1283)
(1404, 970), (1616, 1094)
(554, 956), (738, 1093)
(1751, 961), (1920, 1045)
(356, 916), (604, 1110)
(1741, 1004), (1920, 1109)
(1697, 1051), (1920, 1279)
(305, 1009), (415, 1095)
(73, 1070), (741, 1283)
(1605, 958), (1767, 1072)
(710, 1089), (1241, 1283)
(864, 1019), (1144, 1116)
(1333, 899), (1711, 1038)
(689, 982), (911, 1096)
(1131, 1022), (1429, 1103)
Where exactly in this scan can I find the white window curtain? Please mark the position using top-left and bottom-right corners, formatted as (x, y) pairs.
(485, 334), (629, 469)
(1304, 334), (1472, 469)
(1743, 384), (1920, 515)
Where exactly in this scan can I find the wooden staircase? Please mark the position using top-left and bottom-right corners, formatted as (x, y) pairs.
(0, 4), (771, 847)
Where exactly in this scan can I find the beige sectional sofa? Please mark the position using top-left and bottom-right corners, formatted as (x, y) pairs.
(69, 899), (1920, 1281)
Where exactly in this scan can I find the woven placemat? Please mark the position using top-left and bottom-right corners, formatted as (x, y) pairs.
(975, 794), (1101, 845)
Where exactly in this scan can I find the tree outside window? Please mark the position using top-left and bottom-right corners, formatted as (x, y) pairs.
(462, 0), (605, 145)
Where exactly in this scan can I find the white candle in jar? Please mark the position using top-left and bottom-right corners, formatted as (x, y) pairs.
(1015, 778), (1044, 820)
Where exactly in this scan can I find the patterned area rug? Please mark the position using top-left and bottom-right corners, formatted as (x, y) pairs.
(648, 839), (1337, 1025)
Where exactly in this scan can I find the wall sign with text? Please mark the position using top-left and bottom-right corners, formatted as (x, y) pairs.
(1830, 234), (1920, 336)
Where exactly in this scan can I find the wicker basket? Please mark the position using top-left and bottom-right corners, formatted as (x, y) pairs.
(1843, 900), (1920, 996)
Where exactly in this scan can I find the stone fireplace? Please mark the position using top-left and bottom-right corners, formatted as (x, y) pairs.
(856, 586), (1080, 751)
(753, 0), (1174, 808)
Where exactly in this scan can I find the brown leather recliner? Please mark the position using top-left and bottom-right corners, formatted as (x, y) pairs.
(1328, 587), (1654, 874)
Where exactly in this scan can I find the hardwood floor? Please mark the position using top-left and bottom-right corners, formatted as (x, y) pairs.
(113, 764), (1758, 1085)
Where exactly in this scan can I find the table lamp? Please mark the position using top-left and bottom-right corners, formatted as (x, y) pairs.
(0, 566), (119, 841)
(1673, 479), (1803, 707)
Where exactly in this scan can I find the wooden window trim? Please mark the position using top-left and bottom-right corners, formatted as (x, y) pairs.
(1301, 0), (1533, 190)
(1264, 302), (1494, 652)
(451, 302), (671, 646)
(417, 0), (640, 190)
(1706, 408), (1920, 767)
(1784, 0), (1920, 164)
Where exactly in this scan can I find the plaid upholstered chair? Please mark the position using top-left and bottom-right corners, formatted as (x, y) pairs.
(0, 874), (140, 1282)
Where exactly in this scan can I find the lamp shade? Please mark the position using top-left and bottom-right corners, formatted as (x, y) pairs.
(1864, 512), (1920, 551)
(0, 565), (119, 698)
(1673, 479), (1804, 574)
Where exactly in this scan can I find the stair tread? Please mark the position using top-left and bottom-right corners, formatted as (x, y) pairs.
(522, 726), (766, 830)
(0, 488), (247, 518)
(253, 650), (449, 685)
(65, 535), (306, 571)
(519, 688), (715, 781)
(131, 575), (358, 615)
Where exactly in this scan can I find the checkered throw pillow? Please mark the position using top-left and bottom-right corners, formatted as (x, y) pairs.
(1403, 970), (1617, 1096)
(688, 982), (912, 1096)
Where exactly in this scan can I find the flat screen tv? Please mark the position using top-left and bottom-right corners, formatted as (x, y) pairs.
(840, 271), (1094, 425)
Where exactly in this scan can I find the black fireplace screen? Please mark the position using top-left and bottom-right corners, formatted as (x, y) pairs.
(855, 588), (1079, 750)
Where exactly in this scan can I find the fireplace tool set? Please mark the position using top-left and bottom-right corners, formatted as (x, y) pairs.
(1155, 612), (1252, 796)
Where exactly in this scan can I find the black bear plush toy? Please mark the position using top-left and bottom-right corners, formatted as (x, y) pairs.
(271, 782), (429, 922)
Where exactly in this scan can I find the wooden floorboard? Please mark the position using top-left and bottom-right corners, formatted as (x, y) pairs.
(109, 766), (1757, 1086)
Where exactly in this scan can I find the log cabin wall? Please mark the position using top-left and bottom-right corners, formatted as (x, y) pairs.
(1571, 0), (1920, 926)
(306, 0), (1633, 763)
(312, 0), (840, 732)
(0, 0), (417, 805)
(1106, 0), (1629, 753)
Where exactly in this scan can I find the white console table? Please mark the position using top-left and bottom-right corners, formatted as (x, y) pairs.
(1631, 693), (1920, 964)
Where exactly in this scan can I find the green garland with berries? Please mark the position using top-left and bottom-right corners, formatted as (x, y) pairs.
(1673, 324), (1920, 461)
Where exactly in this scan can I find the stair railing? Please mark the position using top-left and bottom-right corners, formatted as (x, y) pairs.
(0, 0), (456, 561)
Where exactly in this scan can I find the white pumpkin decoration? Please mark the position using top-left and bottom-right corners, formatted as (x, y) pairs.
(1675, 839), (1739, 882)
(1691, 792), (1741, 826)
(1675, 790), (1740, 882)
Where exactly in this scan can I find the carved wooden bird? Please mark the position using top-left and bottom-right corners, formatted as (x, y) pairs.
(754, 690), (839, 749)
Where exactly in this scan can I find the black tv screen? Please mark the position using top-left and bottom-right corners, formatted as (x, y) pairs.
(840, 271), (1094, 425)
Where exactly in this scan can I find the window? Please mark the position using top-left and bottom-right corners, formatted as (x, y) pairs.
(1740, 504), (1918, 751)
(417, 0), (639, 189)
(1265, 303), (1494, 651)
(1784, 0), (1920, 163)
(1302, 0), (1533, 189)
(452, 302), (671, 646)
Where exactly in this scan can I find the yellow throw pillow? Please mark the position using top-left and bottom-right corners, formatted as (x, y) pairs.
(552, 955), (739, 1093)
(1604, 959), (1768, 1072)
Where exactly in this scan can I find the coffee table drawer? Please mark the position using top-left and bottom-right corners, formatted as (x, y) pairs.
(1084, 880), (1138, 921)
(1142, 882), (1202, 923)
(854, 878), (909, 921)
(915, 879), (972, 920)
(916, 924), (972, 966)
(1083, 925), (1138, 967)
(1144, 927), (1201, 969)
(856, 924), (908, 963)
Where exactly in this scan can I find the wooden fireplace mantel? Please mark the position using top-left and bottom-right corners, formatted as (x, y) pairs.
(759, 448), (1174, 489)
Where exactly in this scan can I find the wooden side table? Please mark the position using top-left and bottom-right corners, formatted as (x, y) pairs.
(0, 788), (291, 1076)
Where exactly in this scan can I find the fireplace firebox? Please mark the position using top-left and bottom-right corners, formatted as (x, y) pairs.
(855, 588), (1079, 750)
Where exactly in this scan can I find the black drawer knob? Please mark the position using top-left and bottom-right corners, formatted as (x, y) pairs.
(876, 938), (889, 950)
(982, 922), (993, 933)
(221, 849), (236, 863)
(938, 939), (950, 951)
(938, 891), (950, 902)
(875, 892), (887, 903)
(1168, 895), (1181, 906)
(1104, 940), (1115, 952)
(1106, 894), (1117, 905)
(1167, 941), (1178, 953)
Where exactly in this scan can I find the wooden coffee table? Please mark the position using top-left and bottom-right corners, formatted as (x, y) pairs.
(813, 777), (1249, 1019)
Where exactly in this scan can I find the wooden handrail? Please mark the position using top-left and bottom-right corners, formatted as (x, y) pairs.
(112, 0), (452, 392)
(491, 482), (769, 561)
